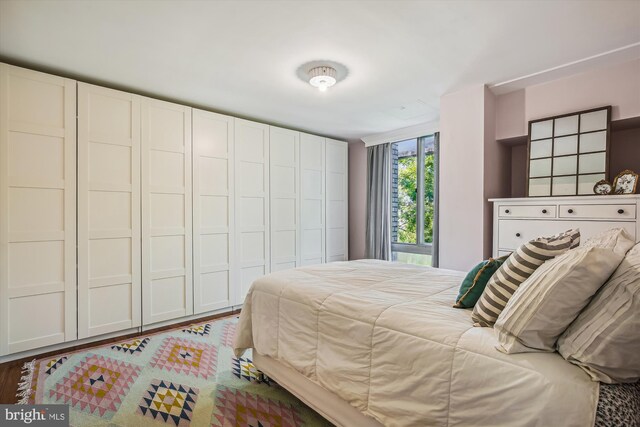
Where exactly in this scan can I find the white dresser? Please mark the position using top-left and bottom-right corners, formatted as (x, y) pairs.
(491, 195), (640, 257)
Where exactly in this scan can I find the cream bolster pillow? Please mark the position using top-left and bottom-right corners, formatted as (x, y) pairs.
(580, 227), (635, 256)
(557, 242), (640, 383)
(494, 246), (624, 354)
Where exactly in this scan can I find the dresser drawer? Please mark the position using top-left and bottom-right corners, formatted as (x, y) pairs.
(559, 204), (636, 220)
(497, 219), (637, 251)
(498, 205), (556, 218)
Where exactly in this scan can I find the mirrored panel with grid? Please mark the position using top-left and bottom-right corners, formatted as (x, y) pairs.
(527, 106), (611, 197)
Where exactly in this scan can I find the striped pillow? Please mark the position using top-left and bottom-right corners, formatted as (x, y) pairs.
(471, 229), (580, 327)
(494, 246), (623, 354)
(557, 242), (640, 383)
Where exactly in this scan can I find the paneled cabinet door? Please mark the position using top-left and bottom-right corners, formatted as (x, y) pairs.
(325, 139), (349, 262)
(142, 98), (193, 325)
(0, 64), (76, 355)
(192, 109), (235, 314)
(269, 127), (300, 272)
(300, 133), (326, 266)
(234, 118), (269, 305)
(78, 83), (141, 338)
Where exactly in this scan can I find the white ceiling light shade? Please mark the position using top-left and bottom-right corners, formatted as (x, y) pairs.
(297, 61), (348, 93)
(308, 66), (337, 91)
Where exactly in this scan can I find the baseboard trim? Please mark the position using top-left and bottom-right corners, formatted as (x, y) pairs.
(0, 307), (240, 364)
(141, 306), (241, 331)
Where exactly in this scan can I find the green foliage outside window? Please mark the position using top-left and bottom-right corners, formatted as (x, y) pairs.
(397, 153), (435, 243)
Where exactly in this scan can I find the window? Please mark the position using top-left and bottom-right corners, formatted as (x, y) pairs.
(391, 135), (438, 266)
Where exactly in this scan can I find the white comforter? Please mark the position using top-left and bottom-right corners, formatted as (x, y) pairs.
(234, 260), (598, 427)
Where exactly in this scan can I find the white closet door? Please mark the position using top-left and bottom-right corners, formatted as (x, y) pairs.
(300, 133), (325, 266)
(234, 118), (269, 305)
(0, 64), (76, 355)
(325, 139), (349, 262)
(192, 109), (234, 314)
(269, 127), (300, 272)
(78, 83), (141, 338)
(142, 98), (192, 325)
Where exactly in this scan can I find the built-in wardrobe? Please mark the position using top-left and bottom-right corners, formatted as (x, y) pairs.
(0, 63), (348, 358)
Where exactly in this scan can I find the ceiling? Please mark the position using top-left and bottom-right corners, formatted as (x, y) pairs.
(1, 0), (639, 141)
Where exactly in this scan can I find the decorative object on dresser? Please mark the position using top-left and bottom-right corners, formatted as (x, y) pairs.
(593, 179), (613, 195)
(491, 195), (640, 258)
(527, 106), (611, 197)
(612, 169), (638, 194)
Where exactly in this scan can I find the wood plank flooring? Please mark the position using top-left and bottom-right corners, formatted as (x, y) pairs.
(0, 309), (240, 404)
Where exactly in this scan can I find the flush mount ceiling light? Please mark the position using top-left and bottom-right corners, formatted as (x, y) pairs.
(308, 66), (337, 92)
(296, 61), (348, 93)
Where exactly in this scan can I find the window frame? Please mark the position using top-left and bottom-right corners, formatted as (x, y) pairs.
(391, 135), (435, 258)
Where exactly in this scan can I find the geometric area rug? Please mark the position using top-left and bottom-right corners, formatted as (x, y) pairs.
(17, 316), (332, 426)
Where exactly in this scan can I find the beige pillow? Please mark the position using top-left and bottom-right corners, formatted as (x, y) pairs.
(495, 246), (623, 354)
(557, 242), (640, 383)
(581, 227), (635, 255)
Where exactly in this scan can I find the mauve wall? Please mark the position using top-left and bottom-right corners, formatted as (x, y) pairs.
(483, 86), (510, 258)
(510, 144), (528, 197)
(348, 59), (640, 266)
(348, 141), (367, 260)
(498, 59), (640, 197)
(497, 59), (640, 140)
(496, 89), (526, 140)
(610, 127), (640, 175)
(439, 85), (488, 270)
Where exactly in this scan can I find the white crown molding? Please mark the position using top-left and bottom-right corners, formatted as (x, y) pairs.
(489, 42), (640, 95)
(362, 121), (439, 147)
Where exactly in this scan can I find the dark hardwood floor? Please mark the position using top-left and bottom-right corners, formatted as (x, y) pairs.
(0, 309), (240, 404)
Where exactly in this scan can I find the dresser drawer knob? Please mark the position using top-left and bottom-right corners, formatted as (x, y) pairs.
(542, 209), (547, 214)
(618, 209), (625, 214)
(516, 233), (521, 237)
(505, 209), (510, 214)
(568, 209), (574, 214)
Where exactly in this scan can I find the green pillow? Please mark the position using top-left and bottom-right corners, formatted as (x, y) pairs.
(453, 256), (509, 309)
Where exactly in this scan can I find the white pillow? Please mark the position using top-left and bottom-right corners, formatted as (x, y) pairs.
(495, 246), (623, 354)
(581, 227), (635, 255)
(557, 242), (640, 383)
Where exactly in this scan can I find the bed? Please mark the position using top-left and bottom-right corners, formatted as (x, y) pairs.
(233, 260), (632, 427)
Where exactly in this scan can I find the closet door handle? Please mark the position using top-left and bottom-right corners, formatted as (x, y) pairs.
(568, 209), (574, 214)
(618, 209), (625, 214)
(516, 233), (521, 237)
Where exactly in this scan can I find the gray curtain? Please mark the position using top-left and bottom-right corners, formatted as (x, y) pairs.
(365, 143), (392, 260)
(431, 132), (440, 267)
